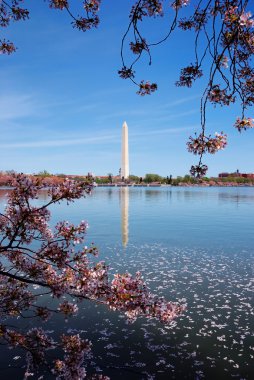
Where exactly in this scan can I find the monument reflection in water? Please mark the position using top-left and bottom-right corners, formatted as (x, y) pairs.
(120, 187), (129, 247)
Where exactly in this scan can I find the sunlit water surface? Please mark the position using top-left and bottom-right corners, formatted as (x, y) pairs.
(0, 187), (253, 379)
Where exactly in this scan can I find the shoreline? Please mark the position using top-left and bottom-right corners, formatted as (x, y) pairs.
(95, 182), (254, 187)
(1, 183), (254, 189)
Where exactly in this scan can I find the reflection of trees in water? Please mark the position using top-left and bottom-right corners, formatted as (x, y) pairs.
(145, 190), (162, 198)
(0, 189), (9, 201)
(37, 190), (50, 202)
(0, 189), (57, 203)
(145, 189), (173, 200)
(2, 187), (254, 205)
(175, 189), (254, 203)
(107, 188), (113, 199)
(176, 190), (210, 200)
(218, 192), (254, 202)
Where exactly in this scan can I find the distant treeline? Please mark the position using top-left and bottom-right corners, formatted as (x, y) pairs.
(0, 171), (81, 186)
(1, 171), (254, 187)
(88, 173), (254, 185)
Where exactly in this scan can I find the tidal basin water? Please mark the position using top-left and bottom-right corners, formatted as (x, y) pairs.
(0, 186), (253, 379)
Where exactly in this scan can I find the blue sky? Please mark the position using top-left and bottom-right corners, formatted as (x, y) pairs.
(0, 0), (253, 177)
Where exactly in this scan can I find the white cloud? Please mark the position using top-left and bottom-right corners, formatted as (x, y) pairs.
(0, 123), (198, 149)
(0, 93), (39, 121)
(131, 126), (197, 137)
(159, 94), (201, 109)
(0, 134), (118, 149)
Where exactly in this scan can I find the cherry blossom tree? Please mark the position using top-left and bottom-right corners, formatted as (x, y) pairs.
(1, 1), (254, 176)
(119, 0), (254, 176)
(0, 174), (184, 378)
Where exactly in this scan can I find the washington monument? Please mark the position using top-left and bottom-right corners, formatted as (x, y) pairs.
(121, 121), (129, 179)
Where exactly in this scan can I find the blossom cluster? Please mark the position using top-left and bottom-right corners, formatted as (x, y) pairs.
(217, 55), (229, 69)
(130, 39), (148, 55)
(238, 67), (254, 105)
(0, 0), (29, 29)
(172, 0), (190, 10)
(118, 66), (135, 79)
(208, 85), (235, 106)
(178, 8), (208, 31)
(130, 0), (164, 20)
(55, 220), (88, 245)
(137, 80), (158, 95)
(234, 117), (254, 132)
(58, 301), (78, 317)
(5, 327), (55, 365)
(109, 272), (184, 322)
(0, 0), (102, 37)
(72, 16), (99, 31)
(239, 11), (254, 28)
(49, 177), (92, 202)
(143, 0), (163, 17)
(84, 1), (101, 14)
(224, 6), (254, 28)
(190, 164), (208, 178)
(187, 132), (227, 155)
(0, 276), (34, 317)
(53, 334), (91, 379)
(49, 0), (69, 9)
(48, 0), (102, 33)
(0, 39), (16, 54)
(176, 64), (203, 87)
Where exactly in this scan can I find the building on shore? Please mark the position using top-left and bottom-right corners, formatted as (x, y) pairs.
(218, 170), (254, 178)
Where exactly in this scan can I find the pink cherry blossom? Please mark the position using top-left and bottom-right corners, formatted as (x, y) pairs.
(234, 117), (254, 132)
(0, 174), (184, 377)
(239, 11), (254, 28)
